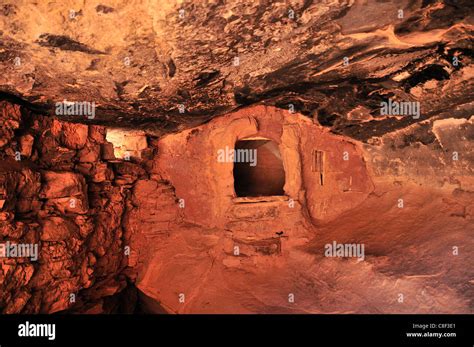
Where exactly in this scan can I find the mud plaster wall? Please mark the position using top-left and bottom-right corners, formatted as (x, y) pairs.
(153, 106), (374, 227)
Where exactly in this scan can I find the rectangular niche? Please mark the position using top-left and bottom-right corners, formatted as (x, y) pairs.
(312, 150), (325, 186)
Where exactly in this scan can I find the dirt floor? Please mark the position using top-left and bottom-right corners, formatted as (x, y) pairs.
(136, 182), (473, 314)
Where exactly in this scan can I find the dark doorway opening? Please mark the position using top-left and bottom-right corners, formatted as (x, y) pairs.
(233, 139), (285, 197)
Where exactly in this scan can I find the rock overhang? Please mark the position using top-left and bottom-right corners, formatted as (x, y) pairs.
(0, 0), (471, 140)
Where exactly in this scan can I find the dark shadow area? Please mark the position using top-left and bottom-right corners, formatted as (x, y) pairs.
(233, 139), (285, 197)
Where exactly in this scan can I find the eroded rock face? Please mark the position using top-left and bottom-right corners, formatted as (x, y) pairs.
(129, 105), (473, 314)
(152, 105), (373, 225)
(0, 100), (473, 314)
(0, 101), (146, 313)
(0, 0), (472, 314)
(0, 0), (472, 138)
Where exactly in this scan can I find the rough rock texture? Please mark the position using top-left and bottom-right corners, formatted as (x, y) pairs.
(0, 0), (472, 314)
(0, 101), (146, 313)
(0, 0), (472, 137)
(151, 105), (373, 226)
(130, 105), (473, 314)
(0, 99), (472, 314)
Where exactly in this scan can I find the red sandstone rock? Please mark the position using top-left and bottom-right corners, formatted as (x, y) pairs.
(19, 134), (34, 158)
(61, 123), (88, 150)
(40, 171), (86, 199)
(0, 106), (133, 313)
(41, 216), (79, 242)
(78, 144), (101, 163)
(0, 102), (21, 148)
(88, 126), (106, 143)
(0, 98), (473, 315)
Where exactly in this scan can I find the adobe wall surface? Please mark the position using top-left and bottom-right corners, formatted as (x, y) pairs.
(152, 105), (373, 229)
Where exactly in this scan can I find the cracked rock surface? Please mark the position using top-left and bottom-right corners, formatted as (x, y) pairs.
(0, 0), (472, 314)
(0, 0), (472, 137)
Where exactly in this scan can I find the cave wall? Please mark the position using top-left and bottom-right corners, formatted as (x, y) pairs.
(1, 100), (471, 314)
(0, 101), (146, 313)
(0, 0), (471, 315)
(362, 117), (474, 191)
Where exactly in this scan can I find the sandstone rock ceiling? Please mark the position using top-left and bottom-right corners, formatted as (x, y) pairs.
(0, 0), (473, 139)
